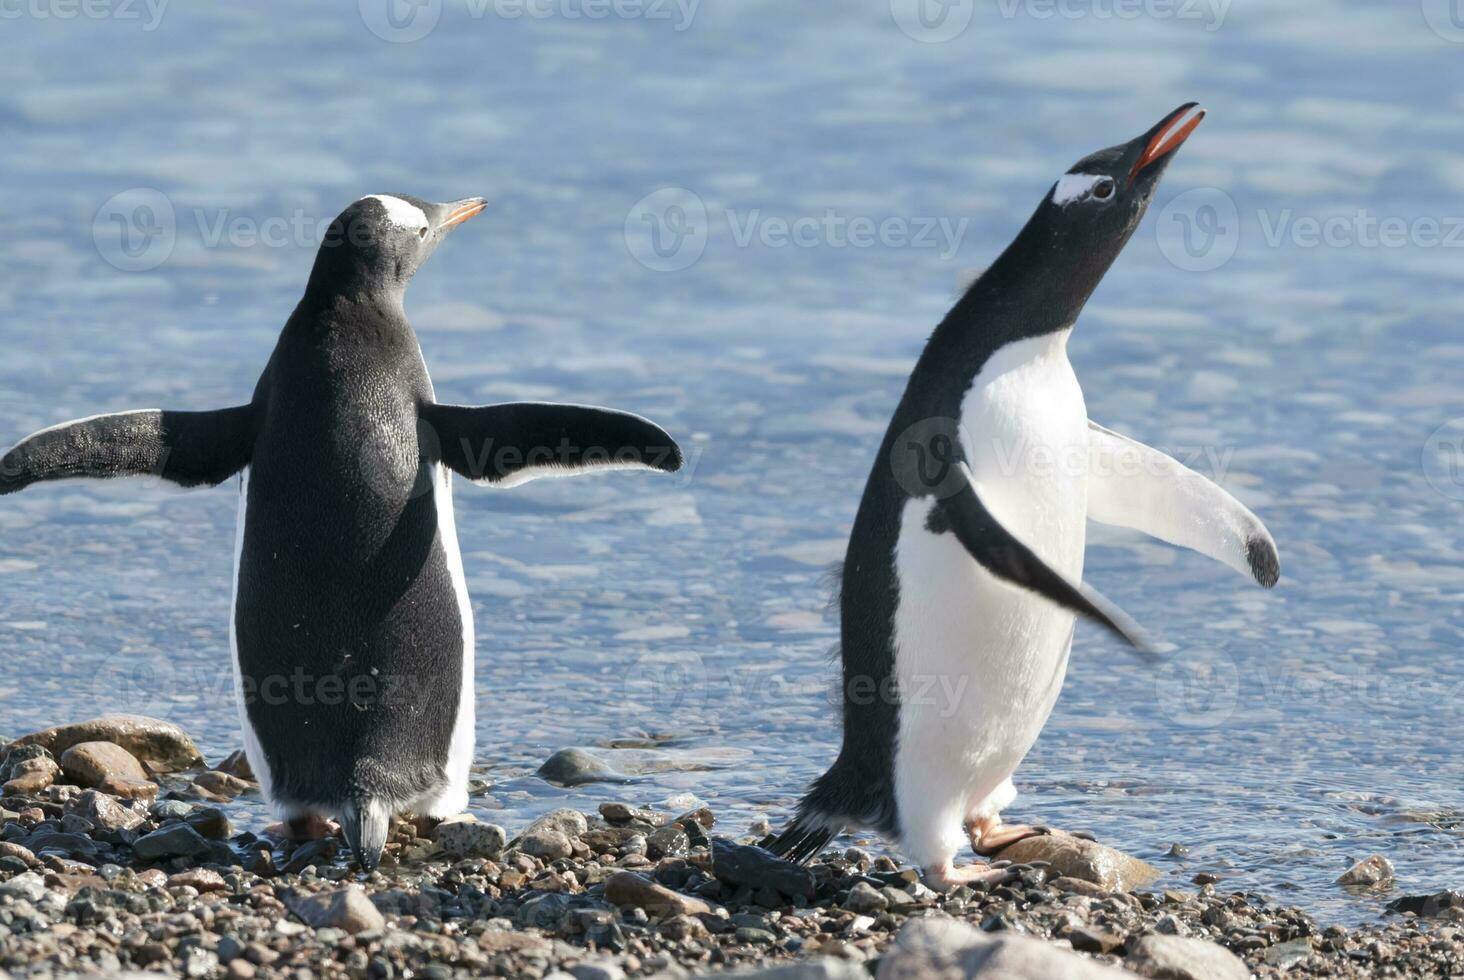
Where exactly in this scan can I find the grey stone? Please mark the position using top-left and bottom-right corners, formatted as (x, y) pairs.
(291, 887), (386, 935)
(877, 916), (1134, 980)
(134, 823), (213, 861)
(74, 789), (145, 833)
(0, 872), (46, 903)
(520, 829), (574, 861)
(525, 807), (590, 839)
(1337, 854), (1394, 887)
(842, 881), (889, 914)
(12, 715), (204, 773)
(435, 818), (507, 858)
(536, 749), (628, 787)
(995, 832), (1160, 892)
(1126, 934), (1250, 980)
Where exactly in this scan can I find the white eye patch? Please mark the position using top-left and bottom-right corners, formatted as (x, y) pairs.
(1051, 173), (1107, 206)
(365, 194), (429, 231)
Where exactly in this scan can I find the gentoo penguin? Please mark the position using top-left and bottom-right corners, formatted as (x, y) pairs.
(0, 193), (683, 870)
(766, 105), (1280, 889)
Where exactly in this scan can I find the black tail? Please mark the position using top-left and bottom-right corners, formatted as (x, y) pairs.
(340, 796), (390, 872)
(762, 817), (837, 866)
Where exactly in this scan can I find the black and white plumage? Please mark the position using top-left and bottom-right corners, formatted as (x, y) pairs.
(2, 193), (683, 870)
(766, 105), (1280, 889)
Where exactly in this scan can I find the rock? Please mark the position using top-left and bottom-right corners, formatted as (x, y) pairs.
(2, 769), (55, 796)
(1337, 854), (1394, 887)
(1264, 938), (1316, 969)
(711, 840), (815, 901)
(724, 961), (869, 980)
(0, 872), (47, 902)
(435, 817), (507, 858)
(186, 806), (233, 840)
(133, 823), (213, 861)
(1387, 890), (1464, 917)
(0, 842), (38, 868)
(193, 770), (253, 798)
(1126, 934), (1249, 980)
(290, 886), (385, 935)
(520, 829), (574, 861)
(73, 789), (146, 833)
(1068, 926), (1124, 954)
(876, 915), (1134, 979)
(59, 741), (148, 788)
(994, 832), (1160, 892)
(843, 880), (889, 914)
(603, 871), (713, 917)
(537, 748), (628, 786)
(99, 776), (159, 801)
(168, 869), (228, 893)
(646, 825), (690, 860)
(525, 807), (590, 839)
(568, 961), (625, 980)
(599, 802), (665, 827)
(215, 749), (255, 780)
(477, 931), (553, 956)
(13, 716), (204, 773)
(25, 829), (100, 859)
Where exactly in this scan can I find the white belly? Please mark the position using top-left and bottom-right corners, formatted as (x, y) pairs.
(892, 330), (1088, 843)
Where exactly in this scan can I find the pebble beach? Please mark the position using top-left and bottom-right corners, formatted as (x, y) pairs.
(1, 714), (1461, 979)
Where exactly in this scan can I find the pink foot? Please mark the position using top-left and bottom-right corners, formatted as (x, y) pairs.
(265, 815), (338, 841)
(968, 817), (1048, 856)
(923, 861), (1018, 893)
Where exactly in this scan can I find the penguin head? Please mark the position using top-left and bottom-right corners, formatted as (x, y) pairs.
(1043, 102), (1204, 250)
(309, 193), (488, 298)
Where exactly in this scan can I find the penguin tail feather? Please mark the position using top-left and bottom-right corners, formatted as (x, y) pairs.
(340, 796), (390, 872)
(760, 817), (837, 866)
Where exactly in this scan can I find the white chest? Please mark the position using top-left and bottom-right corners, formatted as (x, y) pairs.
(890, 330), (1089, 783)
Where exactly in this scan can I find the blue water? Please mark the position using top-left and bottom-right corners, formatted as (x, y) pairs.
(3, 0), (1464, 925)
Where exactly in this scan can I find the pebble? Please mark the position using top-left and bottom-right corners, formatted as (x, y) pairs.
(1338, 854), (1395, 887)
(434, 817), (507, 858)
(520, 829), (574, 860)
(536, 748), (627, 786)
(290, 886), (386, 935)
(58, 741), (148, 788)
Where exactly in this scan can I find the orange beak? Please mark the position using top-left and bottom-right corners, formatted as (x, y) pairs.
(1128, 103), (1205, 185)
(439, 197), (488, 230)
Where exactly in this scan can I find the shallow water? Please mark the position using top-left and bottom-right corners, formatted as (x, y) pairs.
(3, 0), (1464, 926)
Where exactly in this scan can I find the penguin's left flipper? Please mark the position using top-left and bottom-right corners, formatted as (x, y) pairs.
(0, 406), (255, 495)
(934, 462), (1152, 654)
(423, 401), (683, 488)
(1086, 421), (1280, 588)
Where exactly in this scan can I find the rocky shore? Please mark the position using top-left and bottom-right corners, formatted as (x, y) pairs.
(0, 715), (1461, 979)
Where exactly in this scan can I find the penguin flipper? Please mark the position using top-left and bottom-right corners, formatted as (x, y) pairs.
(932, 462), (1152, 654)
(422, 401), (682, 488)
(0, 406), (255, 495)
(1086, 420), (1280, 588)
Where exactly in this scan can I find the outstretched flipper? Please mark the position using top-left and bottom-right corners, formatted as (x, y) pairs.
(1087, 421), (1280, 587)
(931, 461), (1150, 653)
(422, 401), (682, 488)
(0, 406), (255, 495)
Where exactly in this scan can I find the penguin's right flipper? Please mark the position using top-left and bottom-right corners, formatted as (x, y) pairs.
(423, 401), (682, 488)
(0, 406), (255, 495)
(931, 463), (1151, 654)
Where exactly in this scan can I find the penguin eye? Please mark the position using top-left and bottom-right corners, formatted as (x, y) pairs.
(1092, 178), (1116, 201)
(417, 226), (430, 240)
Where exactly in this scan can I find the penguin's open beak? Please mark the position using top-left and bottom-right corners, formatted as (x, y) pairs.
(436, 197), (489, 232)
(1128, 103), (1205, 185)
